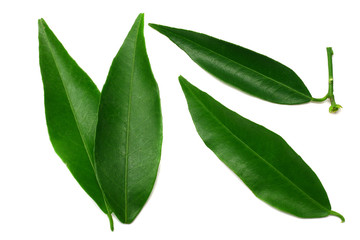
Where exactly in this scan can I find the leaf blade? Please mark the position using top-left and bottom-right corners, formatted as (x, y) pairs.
(179, 76), (342, 220)
(38, 19), (107, 213)
(95, 14), (163, 224)
(150, 24), (312, 104)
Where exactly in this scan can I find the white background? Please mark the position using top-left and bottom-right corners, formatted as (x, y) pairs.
(0, 0), (359, 239)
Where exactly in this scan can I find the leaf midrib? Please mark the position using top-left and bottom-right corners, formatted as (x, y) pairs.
(124, 22), (142, 222)
(160, 25), (312, 100)
(183, 81), (329, 214)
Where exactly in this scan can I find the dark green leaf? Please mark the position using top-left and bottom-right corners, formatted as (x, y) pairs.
(179, 76), (344, 221)
(95, 14), (163, 224)
(150, 24), (312, 105)
(38, 19), (108, 213)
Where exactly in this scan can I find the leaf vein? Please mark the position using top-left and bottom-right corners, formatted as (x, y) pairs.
(124, 23), (142, 222)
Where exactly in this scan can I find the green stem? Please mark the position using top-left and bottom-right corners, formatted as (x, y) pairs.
(311, 94), (328, 102)
(329, 210), (345, 223)
(101, 188), (114, 231)
(104, 198), (114, 231)
(311, 47), (342, 113)
(107, 209), (114, 231)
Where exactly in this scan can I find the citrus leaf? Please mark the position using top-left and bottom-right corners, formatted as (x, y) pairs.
(150, 24), (312, 105)
(95, 14), (163, 224)
(179, 76), (344, 221)
(38, 19), (108, 214)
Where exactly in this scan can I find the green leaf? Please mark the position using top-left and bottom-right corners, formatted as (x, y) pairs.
(95, 14), (163, 224)
(178, 76), (344, 222)
(38, 19), (108, 214)
(150, 24), (312, 105)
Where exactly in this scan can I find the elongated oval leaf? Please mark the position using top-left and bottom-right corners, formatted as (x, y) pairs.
(179, 76), (343, 221)
(150, 24), (312, 104)
(95, 14), (163, 224)
(38, 19), (108, 213)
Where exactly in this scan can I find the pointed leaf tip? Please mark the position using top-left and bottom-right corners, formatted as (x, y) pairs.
(136, 13), (144, 23)
(148, 23), (156, 28)
(38, 18), (47, 30)
(178, 75), (191, 91)
(178, 75), (185, 83)
(148, 24), (168, 35)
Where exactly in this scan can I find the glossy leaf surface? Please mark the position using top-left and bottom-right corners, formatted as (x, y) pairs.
(150, 24), (312, 104)
(179, 76), (343, 221)
(95, 14), (162, 224)
(38, 19), (107, 213)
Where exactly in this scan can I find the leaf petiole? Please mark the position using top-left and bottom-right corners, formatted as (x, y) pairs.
(329, 210), (345, 223)
(103, 195), (114, 231)
(312, 47), (342, 113)
(106, 209), (114, 231)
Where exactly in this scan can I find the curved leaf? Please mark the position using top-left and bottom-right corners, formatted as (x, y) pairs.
(150, 24), (312, 105)
(179, 76), (343, 221)
(38, 19), (107, 213)
(95, 14), (163, 224)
